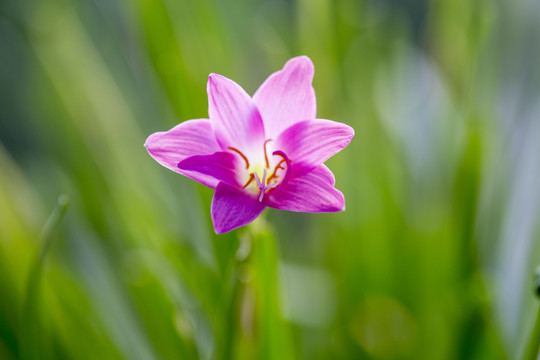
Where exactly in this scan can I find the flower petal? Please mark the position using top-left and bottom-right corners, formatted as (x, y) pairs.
(144, 119), (221, 188)
(253, 56), (316, 139)
(178, 152), (242, 188)
(274, 119), (354, 166)
(207, 73), (265, 153)
(268, 164), (345, 213)
(211, 182), (266, 234)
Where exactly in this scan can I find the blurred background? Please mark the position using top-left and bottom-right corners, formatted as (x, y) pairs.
(1, 0), (540, 359)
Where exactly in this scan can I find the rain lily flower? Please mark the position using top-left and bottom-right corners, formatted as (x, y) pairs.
(145, 56), (354, 233)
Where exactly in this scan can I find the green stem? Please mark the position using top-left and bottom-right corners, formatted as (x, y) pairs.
(221, 230), (252, 360)
(523, 306), (540, 360)
(249, 219), (294, 360)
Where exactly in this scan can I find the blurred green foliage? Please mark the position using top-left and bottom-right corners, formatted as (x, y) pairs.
(1, 0), (540, 359)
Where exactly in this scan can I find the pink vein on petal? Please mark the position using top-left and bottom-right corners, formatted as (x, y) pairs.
(178, 152), (242, 188)
(274, 119), (354, 167)
(207, 73), (265, 153)
(144, 119), (221, 188)
(253, 56), (316, 140)
(211, 182), (266, 234)
(268, 164), (345, 213)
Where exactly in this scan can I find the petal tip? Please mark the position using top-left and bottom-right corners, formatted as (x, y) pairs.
(348, 126), (355, 142)
(143, 133), (155, 149)
(329, 199), (346, 213)
(290, 55), (312, 64)
(210, 207), (237, 235)
(207, 73), (217, 86)
(207, 73), (225, 89)
(213, 224), (227, 235)
(286, 55), (314, 73)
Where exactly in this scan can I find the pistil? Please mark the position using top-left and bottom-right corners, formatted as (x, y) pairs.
(254, 169), (279, 202)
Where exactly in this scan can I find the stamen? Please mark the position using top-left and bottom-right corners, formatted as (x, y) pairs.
(266, 159), (286, 184)
(246, 150), (291, 202)
(271, 150), (291, 189)
(242, 173), (254, 188)
(228, 147), (250, 169)
(263, 139), (273, 168)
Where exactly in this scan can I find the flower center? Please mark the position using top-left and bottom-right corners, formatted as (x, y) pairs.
(254, 169), (279, 202)
(228, 140), (291, 202)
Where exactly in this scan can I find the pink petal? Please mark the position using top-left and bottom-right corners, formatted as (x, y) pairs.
(274, 119), (354, 166)
(207, 73), (265, 153)
(268, 164), (345, 213)
(211, 182), (266, 234)
(253, 56), (316, 140)
(144, 119), (221, 188)
(178, 152), (242, 188)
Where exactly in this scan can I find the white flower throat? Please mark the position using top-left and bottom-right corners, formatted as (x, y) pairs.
(228, 139), (291, 202)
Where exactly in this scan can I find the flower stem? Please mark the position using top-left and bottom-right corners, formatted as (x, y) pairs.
(524, 306), (540, 360)
(248, 219), (294, 360)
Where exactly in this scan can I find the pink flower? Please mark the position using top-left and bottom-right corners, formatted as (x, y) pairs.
(145, 56), (354, 234)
